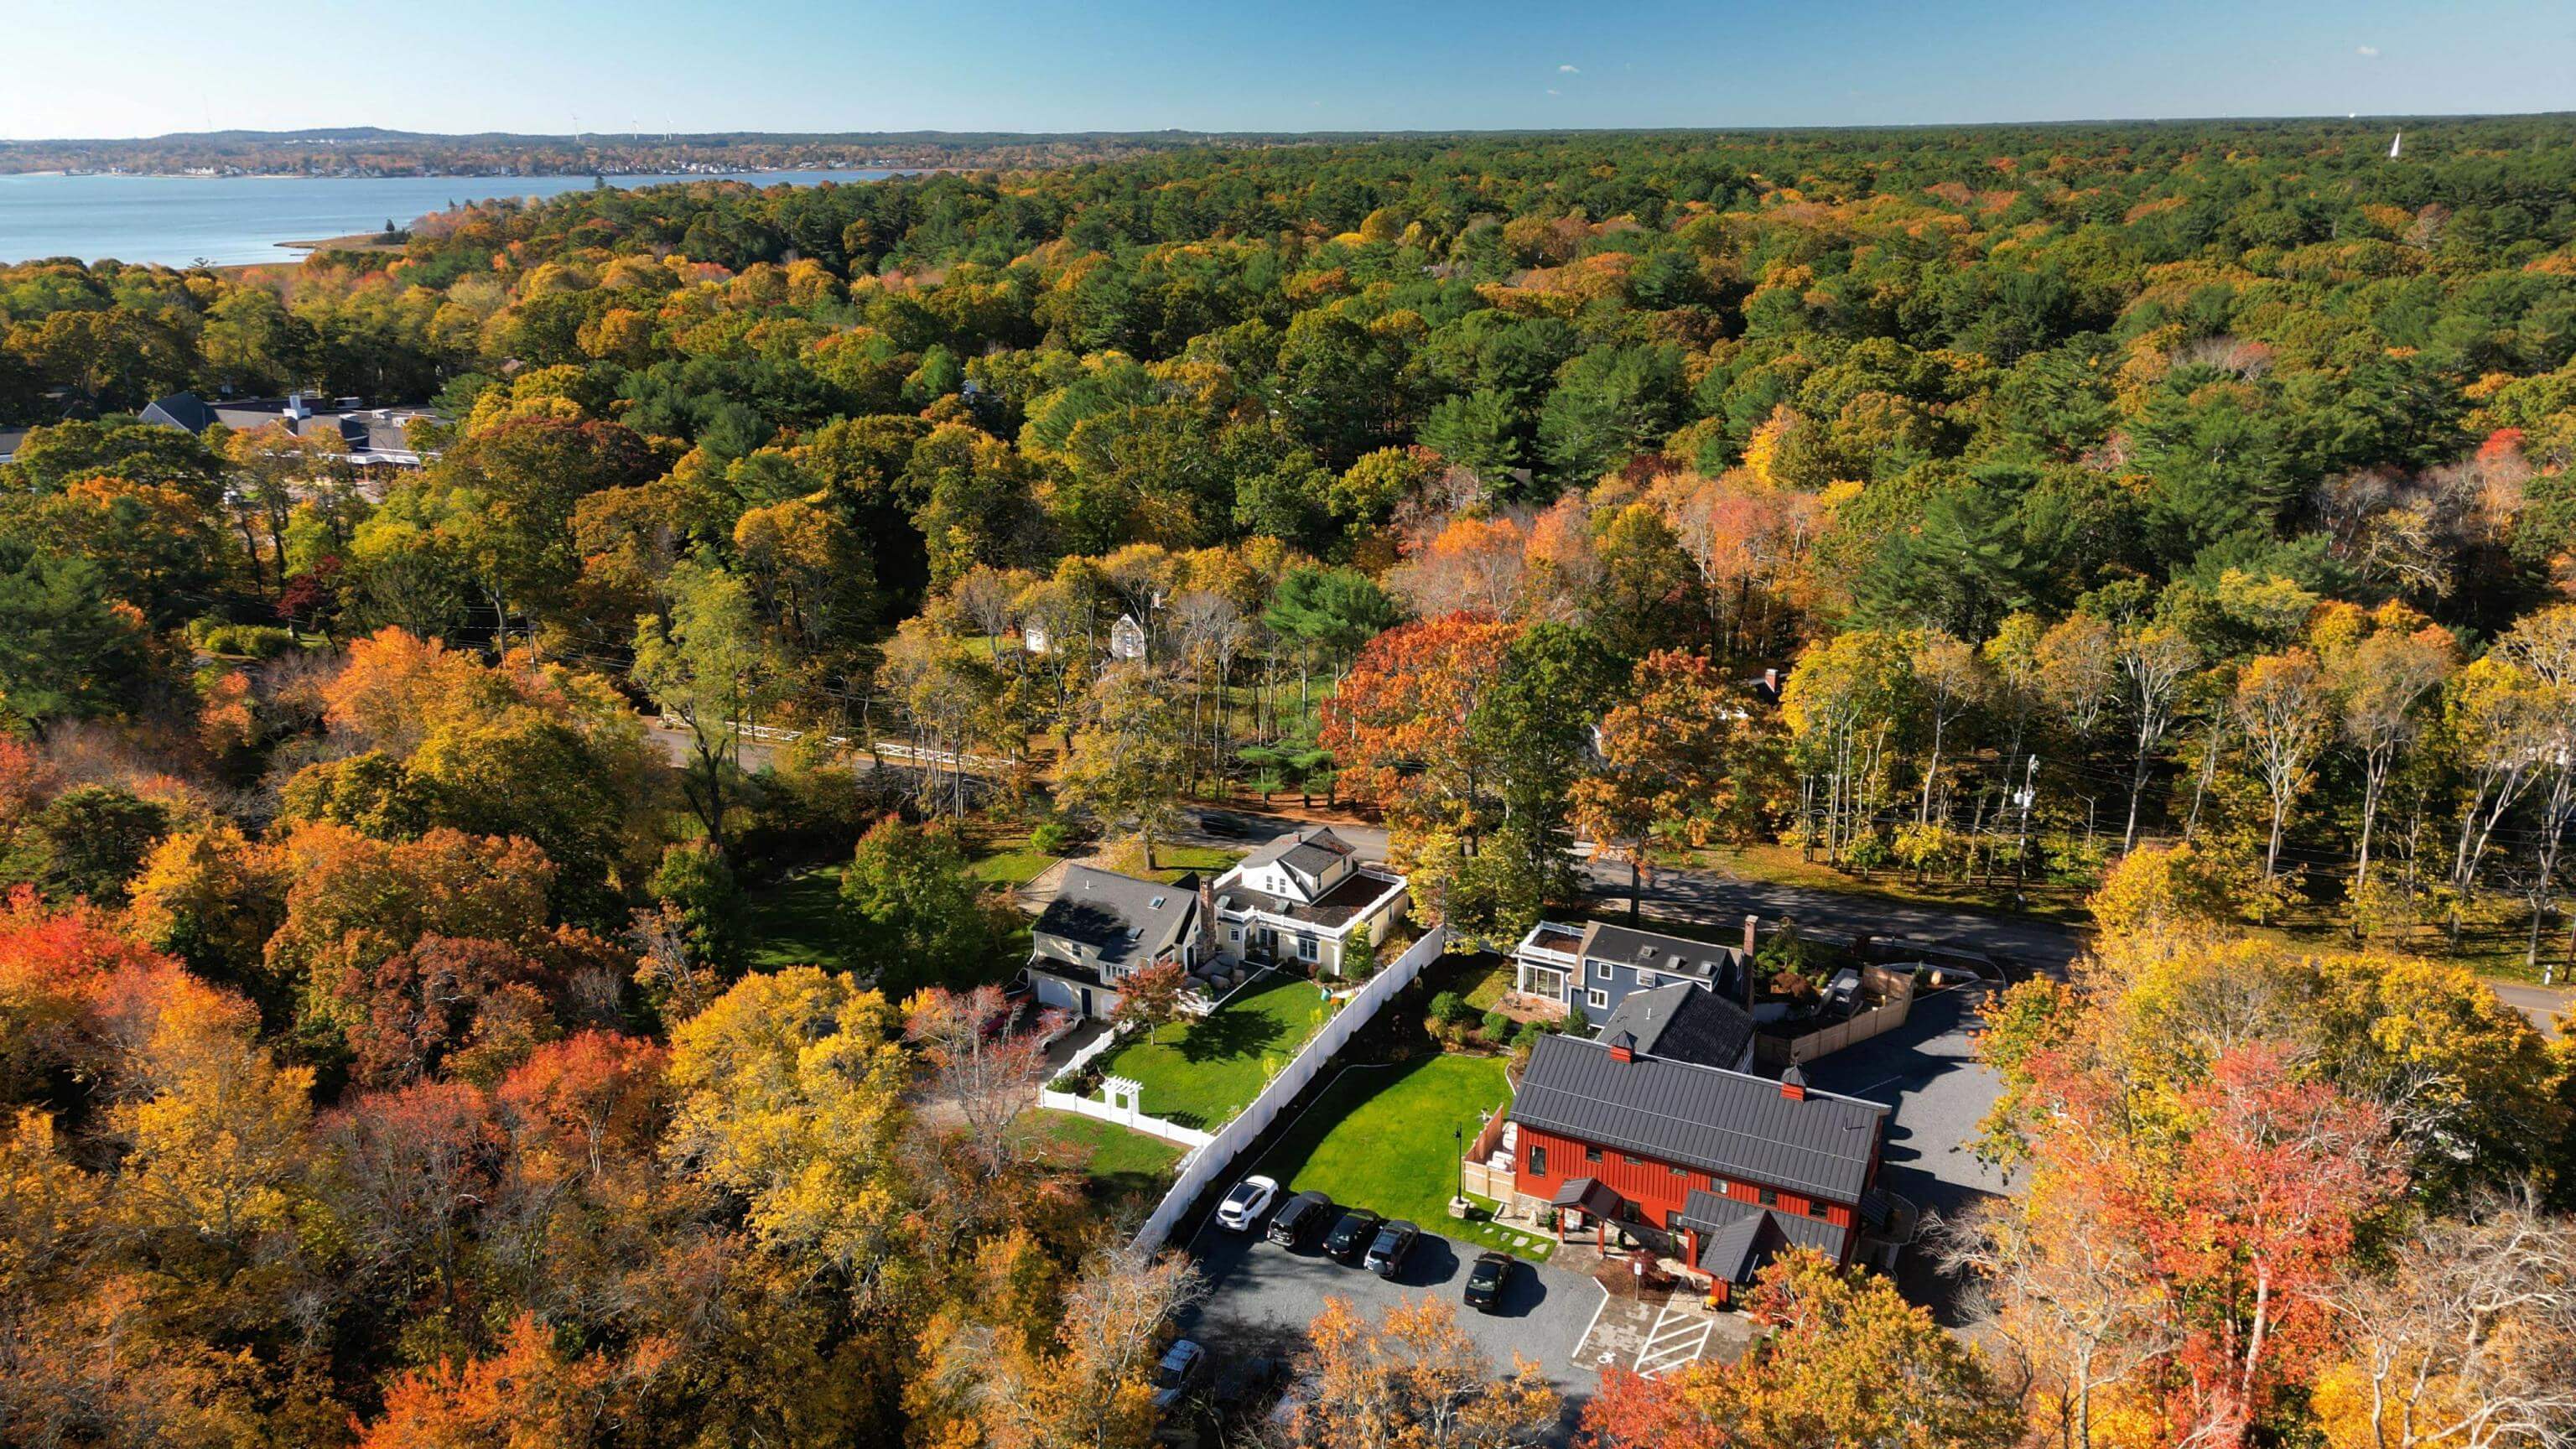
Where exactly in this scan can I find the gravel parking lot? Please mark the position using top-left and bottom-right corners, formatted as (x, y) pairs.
(1176, 1213), (1607, 1425)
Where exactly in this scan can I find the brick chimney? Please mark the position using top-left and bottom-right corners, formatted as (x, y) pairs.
(1606, 1029), (1636, 1064)
(1779, 1064), (1807, 1102)
(1742, 915), (1759, 1012)
(1197, 876), (1217, 957)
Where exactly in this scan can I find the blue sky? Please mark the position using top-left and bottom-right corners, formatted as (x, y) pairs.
(3, 0), (2571, 138)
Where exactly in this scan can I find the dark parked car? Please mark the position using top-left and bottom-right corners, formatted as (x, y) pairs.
(1151, 1339), (1207, 1410)
(1462, 1250), (1514, 1311)
(1323, 1208), (1384, 1265)
(1267, 1190), (1336, 1249)
(1363, 1219), (1420, 1278)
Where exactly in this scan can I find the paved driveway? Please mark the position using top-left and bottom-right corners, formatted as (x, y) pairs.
(1183, 806), (2087, 978)
(1176, 1221), (1606, 1427)
(1800, 983), (2014, 1322)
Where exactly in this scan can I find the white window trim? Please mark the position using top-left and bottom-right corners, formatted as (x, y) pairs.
(1592, 961), (1611, 981)
(1587, 989), (1609, 1009)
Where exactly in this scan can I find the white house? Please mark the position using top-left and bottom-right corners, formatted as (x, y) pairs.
(1022, 864), (1208, 1018)
(1208, 826), (1409, 975)
(1108, 611), (1148, 662)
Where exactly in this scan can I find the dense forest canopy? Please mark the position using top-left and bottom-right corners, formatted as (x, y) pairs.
(2, 118), (2575, 1449)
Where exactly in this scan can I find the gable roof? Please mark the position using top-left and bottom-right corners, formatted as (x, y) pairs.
(140, 392), (221, 433)
(1675, 1188), (1851, 1282)
(1239, 824), (1353, 875)
(1597, 981), (1755, 1071)
(1512, 1033), (1887, 1203)
(1579, 922), (1747, 987)
(1032, 865), (1198, 973)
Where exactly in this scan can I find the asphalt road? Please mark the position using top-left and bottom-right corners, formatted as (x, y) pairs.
(1186, 807), (2086, 978)
(1176, 1216), (1603, 1430)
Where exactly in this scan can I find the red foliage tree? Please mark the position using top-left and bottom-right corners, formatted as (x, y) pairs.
(495, 1029), (670, 1179)
(1320, 613), (1519, 839)
(342, 934), (560, 1088)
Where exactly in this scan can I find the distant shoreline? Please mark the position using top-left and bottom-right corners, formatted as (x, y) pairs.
(11, 166), (906, 181)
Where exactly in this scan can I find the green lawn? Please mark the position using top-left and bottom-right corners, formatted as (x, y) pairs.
(1088, 972), (1332, 1129)
(740, 864), (849, 972)
(969, 839), (1057, 889)
(1025, 1109), (1185, 1209)
(1140, 843), (1245, 884)
(1244, 1053), (1548, 1260)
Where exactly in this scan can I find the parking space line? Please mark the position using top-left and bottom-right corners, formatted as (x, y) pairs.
(1632, 1306), (1714, 1378)
(1575, 1281), (1614, 1369)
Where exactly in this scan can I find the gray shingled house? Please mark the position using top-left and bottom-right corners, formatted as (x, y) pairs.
(1024, 865), (1206, 1017)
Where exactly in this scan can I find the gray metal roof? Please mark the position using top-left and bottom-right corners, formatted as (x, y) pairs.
(1677, 1189), (1850, 1281)
(1597, 982), (1755, 1071)
(1032, 865), (1198, 973)
(1512, 1034), (1887, 1203)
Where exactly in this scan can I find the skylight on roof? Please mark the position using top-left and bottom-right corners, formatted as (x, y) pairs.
(1125, 927), (1142, 941)
(1148, 895), (1166, 909)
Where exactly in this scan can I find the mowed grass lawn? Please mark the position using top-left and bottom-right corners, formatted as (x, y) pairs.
(1089, 973), (1331, 1130)
(1245, 1053), (1548, 1260)
(740, 864), (848, 972)
(1025, 1109), (1185, 1210)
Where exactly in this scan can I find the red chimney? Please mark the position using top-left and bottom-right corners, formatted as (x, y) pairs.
(1606, 1029), (1636, 1063)
(1780, 1065), (1808, 1102)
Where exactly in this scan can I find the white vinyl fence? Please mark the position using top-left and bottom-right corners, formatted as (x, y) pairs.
(1038, 1089), (1217, 1150)
(1130, 926), (1450, 1254)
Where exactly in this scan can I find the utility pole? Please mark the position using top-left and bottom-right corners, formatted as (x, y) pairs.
(2013, 755), (2039, 891)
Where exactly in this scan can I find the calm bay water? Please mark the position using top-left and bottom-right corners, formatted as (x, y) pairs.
(0, 169), (905, 267)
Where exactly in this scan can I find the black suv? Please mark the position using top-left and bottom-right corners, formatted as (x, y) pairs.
(1267, 1190), (1336, 1249)
(1363, 1219), (1420, 1278)
(1322, 1208), (1384, 1265)
(1462, 1250), (1514, 1312)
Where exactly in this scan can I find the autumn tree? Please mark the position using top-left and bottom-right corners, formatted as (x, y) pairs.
(1058, 665), (1191, 870)
(633, 554), (776, 854)
(2232, 649), (2336, 884)
(1109, 960), (1191, 1046)
(1583, 1252), (2015, 1449)
(663, 967), (911, 1290)
(905, 984), (1062, 1179)
(2329, 619), (2453, 887)
(1324, 615), (1517, 847)
(962, 1245), (1203, 1449)
(2312, 1198), (2576, 1449)
(2113, 622), (2199, 852)
(1781, 629), (1910, 862)
(1571, 650), (1773, 921)
(1291, 1295), (1561, 1449)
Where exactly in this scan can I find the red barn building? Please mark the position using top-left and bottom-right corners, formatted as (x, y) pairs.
(1509, 1029), (1891, 1301)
